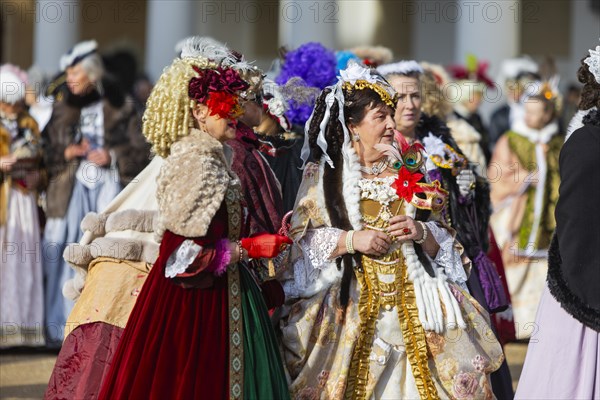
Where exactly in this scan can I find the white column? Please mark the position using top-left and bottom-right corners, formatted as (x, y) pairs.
(33, 0), (79, 74)
(455, 0), (519, 65)
(568, 1), (600, 81)
(336, 1), (382, 50)
(195, 1), (254, 60)
(145, 0), (196, 82)
(279, 0), (337, 49)
(455, 0), (520, 120)
(411, 1), (458, 65)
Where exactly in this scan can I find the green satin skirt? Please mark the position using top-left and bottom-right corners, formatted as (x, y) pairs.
(241, 266), (290, 400)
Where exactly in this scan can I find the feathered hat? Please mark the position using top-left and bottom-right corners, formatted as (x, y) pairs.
(446, 54), (494, 104)
(60, 40), (98, 71)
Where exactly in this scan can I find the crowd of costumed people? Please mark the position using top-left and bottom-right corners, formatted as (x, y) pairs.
(1, 35), (599, 400)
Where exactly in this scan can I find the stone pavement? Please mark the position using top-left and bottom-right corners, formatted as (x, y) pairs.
(0, 343), (528, 399)
(0, 349), (58, 400)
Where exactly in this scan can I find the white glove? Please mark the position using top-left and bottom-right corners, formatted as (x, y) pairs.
(457, 169), (476, 198)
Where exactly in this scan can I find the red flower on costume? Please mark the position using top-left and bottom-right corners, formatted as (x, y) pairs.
(393, 166), (424, 202)
(205, 92), (240, 119)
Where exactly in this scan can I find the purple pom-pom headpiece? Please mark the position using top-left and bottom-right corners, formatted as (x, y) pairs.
(276, 42), (337, 126)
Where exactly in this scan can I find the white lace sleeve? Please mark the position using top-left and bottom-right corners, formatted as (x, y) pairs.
(302, 228), (344, 270)
(165, 240), (203, 278)
(425, 222), (468, 288)
(283, 227), (343, 299)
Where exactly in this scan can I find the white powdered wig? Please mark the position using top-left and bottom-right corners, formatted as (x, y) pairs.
(377, 60), (423, 78)
(497, 56), (538, 84)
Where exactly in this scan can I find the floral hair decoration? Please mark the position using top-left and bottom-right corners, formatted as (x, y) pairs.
(188, 66), (249, 119)
(340, 63), (399, 109)
(301, 62), (399, 167)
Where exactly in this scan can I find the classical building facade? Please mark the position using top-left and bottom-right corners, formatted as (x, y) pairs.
(1, 1), (599, 92)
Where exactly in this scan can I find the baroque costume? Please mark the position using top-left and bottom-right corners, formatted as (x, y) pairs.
(0, 65), (45, 347)
(41, 41), (149, 346)
(516, 45), (600, 398)
(228, 123), (283, 235)
(98, 130), (288, 399)
(279, 64), (503, 400)
(47, 39), (288, 399)
(515, 107), (600, 399)
(97, 44), (289, 399)
(44, 157), (162, 399)
(490, 117), (562, 339)
(416, 114), (514, 399)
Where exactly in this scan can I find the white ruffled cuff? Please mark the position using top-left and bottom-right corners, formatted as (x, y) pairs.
(425, 222), (468, 288)
(165, 240), (203, 278)
(302, 227), (344, 270)
(283, 227), (343, 299)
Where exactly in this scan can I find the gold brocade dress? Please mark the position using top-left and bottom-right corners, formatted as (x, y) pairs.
(346, 196), (439, 399)
(282, 175), (504, 400)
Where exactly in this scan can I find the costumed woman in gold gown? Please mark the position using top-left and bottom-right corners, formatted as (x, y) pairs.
(279, 63), (504, 399)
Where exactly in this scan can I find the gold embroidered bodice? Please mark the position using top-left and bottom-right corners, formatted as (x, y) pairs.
(359, 197), (405, 311)
(345, 179), (439, 400)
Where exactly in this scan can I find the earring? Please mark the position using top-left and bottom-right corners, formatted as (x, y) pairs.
(352, 131), (360, 142)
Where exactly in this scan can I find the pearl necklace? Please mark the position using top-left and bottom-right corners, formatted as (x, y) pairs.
(359, 158), (390, 176)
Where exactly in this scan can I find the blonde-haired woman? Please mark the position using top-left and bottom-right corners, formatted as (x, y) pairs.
(98, 51), (290, 399)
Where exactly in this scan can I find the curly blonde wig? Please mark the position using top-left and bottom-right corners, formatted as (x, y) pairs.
(142, 57), (217, 158)
(420, 69), (453, 121)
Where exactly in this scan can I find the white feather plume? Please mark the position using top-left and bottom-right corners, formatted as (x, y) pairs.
(179, 36), (235, 66)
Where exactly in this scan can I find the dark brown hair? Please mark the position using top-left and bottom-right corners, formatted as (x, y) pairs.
(577, 57), (600, 111)
(306, 86), (393, 306)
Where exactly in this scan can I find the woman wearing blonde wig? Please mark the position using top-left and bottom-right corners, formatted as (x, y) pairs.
(98, 49), (291, 399)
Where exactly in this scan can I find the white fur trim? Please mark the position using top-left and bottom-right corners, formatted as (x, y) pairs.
(377, 60), (423, 77)
(401, 203), (466, 333)
(80, 212), (108, 236)
(315, 161), (331, 226)
(63, 237), (159, 268)
(342, 144), (363, 230)
(511, 119), (559, 144)
(63, 268), (87, 301)
(105, 210), (156, 233)
(566, 108), (596, 141)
